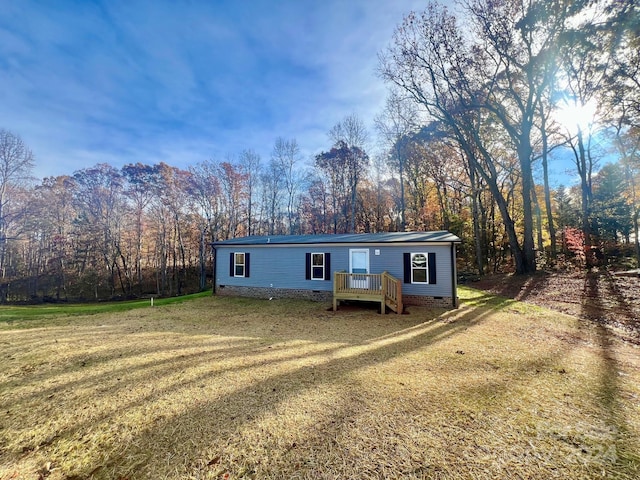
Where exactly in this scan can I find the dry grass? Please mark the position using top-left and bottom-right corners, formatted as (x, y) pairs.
(1, 291), (639, 479)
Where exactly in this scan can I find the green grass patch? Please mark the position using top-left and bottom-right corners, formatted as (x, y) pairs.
(458, 285), (544, 314)
(0, 291), (211, 323)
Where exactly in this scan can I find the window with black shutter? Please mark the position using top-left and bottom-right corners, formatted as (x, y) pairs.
(306, 252), (331, 280)
(230, 252), (249, 277)
(404, 252), (436, 284)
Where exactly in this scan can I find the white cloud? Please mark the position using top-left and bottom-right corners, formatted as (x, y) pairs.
(0, 0), (425, 179)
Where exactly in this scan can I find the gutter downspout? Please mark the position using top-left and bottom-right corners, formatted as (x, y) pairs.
(451, 242), (458, 308)
(212, 244), (217, 295)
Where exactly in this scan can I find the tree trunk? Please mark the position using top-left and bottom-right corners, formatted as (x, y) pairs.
(518, 132), (537, 274)
(397, 145), (406, 231)
(469, 138), (527, 274)
(532, 186), (544, 253)
(540, 110), (557, 258)
(199, 228), (207, 291)
(469, 164), (485, 275)
(576, 128), (594, 267)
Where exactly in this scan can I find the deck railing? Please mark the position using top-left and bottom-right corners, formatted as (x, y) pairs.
(333, 271), (402, 314)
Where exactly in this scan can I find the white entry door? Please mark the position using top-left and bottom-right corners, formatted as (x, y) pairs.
(349, 249), (370, 289)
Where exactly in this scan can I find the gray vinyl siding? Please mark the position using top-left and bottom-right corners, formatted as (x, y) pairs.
(215, 244), (454, 298)
(216, 246), (337, 292)
(374, 245), (453, 297)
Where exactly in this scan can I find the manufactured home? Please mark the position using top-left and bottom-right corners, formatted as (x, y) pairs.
(212, 231), (461, 312)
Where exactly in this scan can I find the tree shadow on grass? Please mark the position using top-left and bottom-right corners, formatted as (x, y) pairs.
(102, 300), (513, 478)
(469, 272), (551, 302)
(582, 273), (639, 473)
(602, 271), (640, 333)
(1, 299), (497, 479)
(12, 290), (614, 479)
(86, 293), (639, 479)
(1, 298), (445, 407)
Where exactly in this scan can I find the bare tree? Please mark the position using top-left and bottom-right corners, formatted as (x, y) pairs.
(362, 154), (394, 232)
(327, 114), (370, 233)
(315, 140), (369, 233)
(122, 163), (157, 293)
(217, 159), (247, 239)
(153, 163), (194, 295)
(271, 138), (305, 234)
(261, 156), (284, 235)
(0, 129), (34, 278)
(375, 91), (418, 231)
(189, 159), (223, 290)
(32, 176), (76, 300)
(239, 150), (261, 236)
(72, 164), (126, 298)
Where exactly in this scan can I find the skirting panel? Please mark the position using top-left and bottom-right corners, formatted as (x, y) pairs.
(402, 295), (458, 309)
(216, 285), (457, 309)
(216, 285), (332, 303)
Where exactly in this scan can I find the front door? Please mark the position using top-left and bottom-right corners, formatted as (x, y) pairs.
(349, 248), (369, 289)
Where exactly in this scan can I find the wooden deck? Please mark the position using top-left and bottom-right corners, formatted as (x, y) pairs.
(333, 271), (403, 314)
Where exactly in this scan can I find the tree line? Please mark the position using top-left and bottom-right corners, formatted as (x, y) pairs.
(379, 0), (639, 274)
(0, 117), (390, 302)
(1, 0), (639, 302)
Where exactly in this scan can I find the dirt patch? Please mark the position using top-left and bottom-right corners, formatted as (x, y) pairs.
(467, 270), (640, 342)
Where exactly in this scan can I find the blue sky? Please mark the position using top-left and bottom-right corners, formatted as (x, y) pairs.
(0, 0), (427, 180)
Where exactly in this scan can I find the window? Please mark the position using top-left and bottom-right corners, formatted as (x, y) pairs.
(234, 253), (245, 277)
(404, 252), (436, 285)
(411, 253), (428, 283)
(305, 252), (331, 281)
(311, 253), (325, 280)
(230, 252), (250, 277)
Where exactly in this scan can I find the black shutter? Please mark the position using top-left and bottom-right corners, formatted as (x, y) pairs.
(229, 252), (234, 276)
(305, 253), (311, 280)
(428, 252), (436, 284)
(403, 253), (411, 284)
(245, 252), (250, 277)
(324, 253), (331, 280)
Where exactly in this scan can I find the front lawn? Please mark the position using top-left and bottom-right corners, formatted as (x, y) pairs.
(1, 290), (638, 479)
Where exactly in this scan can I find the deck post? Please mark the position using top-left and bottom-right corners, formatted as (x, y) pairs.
(396, 275), (402, 314)
(333, 270), (338, 311)
(381, 271), (388, 315)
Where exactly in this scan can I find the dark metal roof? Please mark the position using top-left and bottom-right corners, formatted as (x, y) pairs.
(213, 231), (461, 246)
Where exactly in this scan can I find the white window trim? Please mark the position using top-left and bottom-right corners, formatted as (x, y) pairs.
(411, 252), (428, 284)
(310, 252), (325, 281)
(234, 252), (245, 278)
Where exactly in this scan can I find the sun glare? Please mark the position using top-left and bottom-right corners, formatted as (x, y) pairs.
(554, 98), (598, 135)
